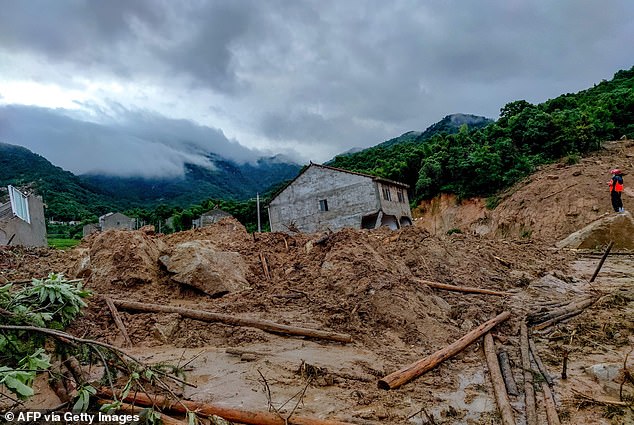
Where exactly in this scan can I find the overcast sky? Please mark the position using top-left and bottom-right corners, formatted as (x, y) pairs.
(0, 0), (633, 177)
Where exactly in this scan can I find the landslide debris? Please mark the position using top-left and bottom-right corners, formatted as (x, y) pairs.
(414, 139), (634, 243)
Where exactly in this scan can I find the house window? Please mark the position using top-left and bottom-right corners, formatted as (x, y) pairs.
(319, 199), (329, 211)
(397, 188), (405, 203)
(382, 187), (392, 201)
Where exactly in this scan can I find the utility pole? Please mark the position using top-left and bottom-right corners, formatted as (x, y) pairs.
(256, 192), (261, 233)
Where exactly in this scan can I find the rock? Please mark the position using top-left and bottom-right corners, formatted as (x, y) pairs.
(586, 363), (622, 382)
(546, 175), (560, 180)
(572, 170), (582, 176)
(161, 240), (250, 297)
(153, 313), (181, 343)
(431, 295), (451, 313)
(240, 353), (257, 362)
(460, 319), (475, 332)
(509, 270), (531, 287)
(556, 211), (634, 249)
(72, 248), (92, 278)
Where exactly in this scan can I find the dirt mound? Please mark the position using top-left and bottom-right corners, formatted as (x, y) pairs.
(163, 217), (252, 250)
(414, 139), (634, 244)
(556, 211), (634, 249)
(87, 229), (168, 288)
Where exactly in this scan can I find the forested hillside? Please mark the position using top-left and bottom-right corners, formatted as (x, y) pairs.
(0, 143), (117, 220)
(81, 154), (300, 208)
(330, 67), (634, 203)
(0, 142), (299, 224)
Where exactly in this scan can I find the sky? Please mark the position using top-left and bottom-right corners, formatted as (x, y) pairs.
(0, 0), (633, 177)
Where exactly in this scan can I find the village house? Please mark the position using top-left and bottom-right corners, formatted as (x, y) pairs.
(267, 163), (413, 233)
(192, 208), (233, 228)
(0, 185), (47, 247)
(83, 212), (135, 237)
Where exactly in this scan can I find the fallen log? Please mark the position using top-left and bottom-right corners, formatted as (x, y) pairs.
(111, 300), (352, 343)
(498, 350), (520, 397)
(590, 241), (614, 282)
(104, 297), (133, 347)
(520, 323), (537, 425)
(97, 388), (356, 425)
(416, 279), (510, 296)
(529, 338), (553, 386)
(378, 311), (511, 390)
(483, 333), (516, 425)
(98, 400), (186, 425)
(528, 296), (597, 327)
(541, 383), (561, 425)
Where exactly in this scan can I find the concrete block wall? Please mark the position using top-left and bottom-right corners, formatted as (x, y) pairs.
(269, 166), (380, 233)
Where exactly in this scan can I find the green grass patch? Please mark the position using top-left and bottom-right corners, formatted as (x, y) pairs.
(47, 238), (80, 249)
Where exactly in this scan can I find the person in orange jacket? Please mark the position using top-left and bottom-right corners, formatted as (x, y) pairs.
(608, 168), (624, 212)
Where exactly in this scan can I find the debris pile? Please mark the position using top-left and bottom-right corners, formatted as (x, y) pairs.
(2, 141), (634, 423)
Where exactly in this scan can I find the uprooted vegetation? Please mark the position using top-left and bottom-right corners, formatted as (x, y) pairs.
(1, 184), (633, 424)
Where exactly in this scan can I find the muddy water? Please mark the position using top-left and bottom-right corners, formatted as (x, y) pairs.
(126, 338), (387, 420)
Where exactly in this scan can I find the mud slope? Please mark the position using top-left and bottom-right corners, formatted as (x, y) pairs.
(414, 139), (634, 243)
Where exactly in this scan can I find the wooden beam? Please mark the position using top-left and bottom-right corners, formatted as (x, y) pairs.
(112, 299), (352, 343)
(378, 311), (511, 390)
(483, 333), (516, 425)
(97, 388), (356, 425)
(590, 241), (614, 282)
(104, 297), (133, 347)
(520, 322), (537, 425)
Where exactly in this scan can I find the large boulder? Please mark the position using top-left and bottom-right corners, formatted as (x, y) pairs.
(160, 240), (249, 297)
(556, 211), (634, 249)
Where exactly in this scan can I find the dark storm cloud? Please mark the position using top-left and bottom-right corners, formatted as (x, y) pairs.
(0, 104), (261, 177)
(0, 0), (632, 165)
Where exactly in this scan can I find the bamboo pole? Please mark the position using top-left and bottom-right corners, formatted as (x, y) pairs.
(111, 299), (352, 343)
(98, 388), (355, 425)
(529, 338), (553, 386)
(520, 322), (537, 425)
(378, 311), (511, 390)
(542, 383), (562, 425)
(589, 241), (614, 282)
(104, 297), (133, 347)
(498, 350), (519, 396)
(416, 279), (510, 296)
(483, 333), (516, 425)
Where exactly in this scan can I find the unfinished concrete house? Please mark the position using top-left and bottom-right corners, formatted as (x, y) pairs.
(0, 185), (47, 246)
(99, 212), (135, 231)
(193, 209), (233, 228)
(268, 163), (413, 233)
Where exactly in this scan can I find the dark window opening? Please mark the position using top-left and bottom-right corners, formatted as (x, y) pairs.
(382, 187), (391, 201)
(397, 189), (405, 203)
(319, 199), (329, 211)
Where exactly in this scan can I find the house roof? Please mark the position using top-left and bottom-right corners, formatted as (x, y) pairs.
(268, 162), (409, 205)
(99, 212), (131, 220)
(201, 208), (232, 217)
